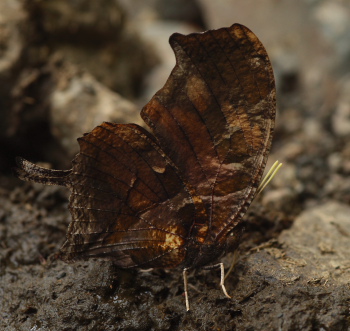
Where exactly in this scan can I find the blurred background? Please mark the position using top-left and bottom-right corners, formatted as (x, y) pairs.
(1, 1), (350, 330)
(1, 0), (350, 207)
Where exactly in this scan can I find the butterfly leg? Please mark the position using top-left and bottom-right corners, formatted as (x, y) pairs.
(183, 268), (190, 311)
(202, 263), (231, 299)
(219, 263), (231, 299)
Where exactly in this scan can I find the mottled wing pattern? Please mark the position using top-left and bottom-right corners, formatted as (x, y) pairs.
(15, 24), (275, 269)
(63, 123), (202, 267)
(142, 24), (276, 244)
(16, 124), (200, 268)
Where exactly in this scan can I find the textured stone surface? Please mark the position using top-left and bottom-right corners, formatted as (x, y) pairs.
(279, 202), (350, 284)
(49, 59), (141, 157)
(0, 0), (25, 76)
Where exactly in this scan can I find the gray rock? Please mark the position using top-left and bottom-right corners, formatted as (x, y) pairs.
(262, 187), (300, 216)
(279, 201), (350, 284)
(0, 0), (27, 140)
(233, 201), (350, 329)
(119, 0), (204, 27)
(49, 58), (141, 157)
(0, 0), (24, 77)
(135, 21), (198, 105)
(25, 0), (156, 98)
(332, 78), (350, 137)
(314, 1), (350, 71)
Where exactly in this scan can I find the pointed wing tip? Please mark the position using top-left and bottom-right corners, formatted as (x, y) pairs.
(15, 156), (27, 169)
(13, 157), (71, 187)
(13, 157), (34, 180)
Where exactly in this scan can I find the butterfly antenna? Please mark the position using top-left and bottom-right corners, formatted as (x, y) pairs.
(14, 157), (71, 187)
(256, 160), (282, 195)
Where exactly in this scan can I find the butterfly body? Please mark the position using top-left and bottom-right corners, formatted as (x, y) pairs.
(15, 24), (275, 275)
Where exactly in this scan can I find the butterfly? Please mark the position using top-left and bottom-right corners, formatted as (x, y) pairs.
(15, 23), (276, 310)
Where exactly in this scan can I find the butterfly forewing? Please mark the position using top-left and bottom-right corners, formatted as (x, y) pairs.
(141, 24), (275, 244)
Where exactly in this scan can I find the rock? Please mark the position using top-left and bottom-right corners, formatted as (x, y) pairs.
(49, 58), (141, 157)
(197, 0), (307, 47)
(324, 174), (350, 205)
(314, 1), (350, 71)
(233, 202), (350, 329)
(118, 0), (205, 27)
(25, 0), (156, 98)
(0, 0), (25, 77)
(5, 56), (141, 164)
(154, 0), (205, 27)
(327, 152), (343, 173)
(279, 201), (350, 284)
(135, 21), (198, 105)
(0, 0), (28, 161)
(262, 187), (300, 216)
(26, 0), (125, 41)
(332, 78), (350, 137)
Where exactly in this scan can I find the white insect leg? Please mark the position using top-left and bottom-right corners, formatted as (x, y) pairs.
(202, 262), (231, 299)
(183, 268), (190, 311)
(219, 262), (231, 299)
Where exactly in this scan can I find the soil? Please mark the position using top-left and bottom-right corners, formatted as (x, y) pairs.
(1, 1), (350, 330)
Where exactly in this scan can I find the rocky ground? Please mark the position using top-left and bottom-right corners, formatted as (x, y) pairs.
(1, 1), (350, 330)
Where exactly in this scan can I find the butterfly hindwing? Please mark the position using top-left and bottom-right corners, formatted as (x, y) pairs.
(61, 122), (201, 268)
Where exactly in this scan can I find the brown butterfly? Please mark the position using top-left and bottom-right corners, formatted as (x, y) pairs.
(15, 23), (276, 310)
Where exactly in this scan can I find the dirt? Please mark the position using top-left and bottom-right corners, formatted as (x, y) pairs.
(1, 1), (350, 330)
